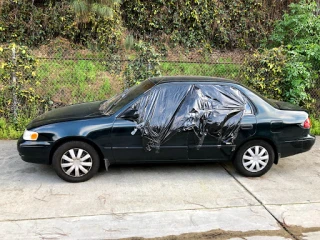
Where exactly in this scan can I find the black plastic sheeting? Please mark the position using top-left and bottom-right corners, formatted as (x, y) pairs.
(127, 84), (247, 152)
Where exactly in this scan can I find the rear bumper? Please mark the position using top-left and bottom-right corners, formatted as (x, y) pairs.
(279, 135), (316, 158)
(17, 137), (52, 165)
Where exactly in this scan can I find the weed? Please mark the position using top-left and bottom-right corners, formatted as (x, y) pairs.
(311, 116), (320, 135)
(160, 62), (240, 79)
(37, 59), (114, 104)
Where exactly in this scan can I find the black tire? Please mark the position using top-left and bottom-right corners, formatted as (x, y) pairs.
(233, 140), (275, 177)
(52, 141), (100, 183)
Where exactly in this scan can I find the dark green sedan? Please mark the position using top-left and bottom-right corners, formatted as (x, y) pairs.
(18, 77), (316, 182)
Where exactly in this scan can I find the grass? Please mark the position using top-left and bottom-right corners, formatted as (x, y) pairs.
(0, 117), (29, 139)
(0, 58), (120, 139)
(160, 62), (241, 79)
(37, 59), (114, 105)
(35, 59), (241, 107)
(311, 116), (320, 135)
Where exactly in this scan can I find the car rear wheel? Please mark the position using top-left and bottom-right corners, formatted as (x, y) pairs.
(233, 140), (274, 177)
(52, 141), (100, 183)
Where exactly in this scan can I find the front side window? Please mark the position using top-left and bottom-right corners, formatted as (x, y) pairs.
(100, 79), (155, 116)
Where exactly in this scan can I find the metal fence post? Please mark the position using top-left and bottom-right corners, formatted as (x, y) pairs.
(147, 61), (151, 79)
(12, 45), (17, 123)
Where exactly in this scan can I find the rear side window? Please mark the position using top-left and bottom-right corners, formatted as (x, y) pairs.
(228, 84), (255, 115)
(199, 83), (254, 115)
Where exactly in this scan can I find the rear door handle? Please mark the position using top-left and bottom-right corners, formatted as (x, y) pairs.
(241, 124), (253, 130)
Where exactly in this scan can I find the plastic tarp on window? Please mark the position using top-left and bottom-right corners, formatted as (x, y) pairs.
(129, 84), (247, 152)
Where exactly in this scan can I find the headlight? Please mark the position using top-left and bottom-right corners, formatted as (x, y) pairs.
(23, 130), (39, 141)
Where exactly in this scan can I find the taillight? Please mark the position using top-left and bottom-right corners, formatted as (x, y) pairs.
(302, 117), (311, 129)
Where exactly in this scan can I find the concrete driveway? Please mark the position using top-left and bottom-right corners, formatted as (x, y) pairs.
(0, 139), (319, 240)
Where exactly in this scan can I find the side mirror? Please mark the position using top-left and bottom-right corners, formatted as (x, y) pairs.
(120, 109), (139, 120)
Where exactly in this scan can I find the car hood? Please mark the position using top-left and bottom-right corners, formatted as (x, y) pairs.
(27, 101), (105, 130)
(269, 99), (305, 111)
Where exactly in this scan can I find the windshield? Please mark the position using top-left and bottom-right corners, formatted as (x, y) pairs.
(100, 79), (155, 115)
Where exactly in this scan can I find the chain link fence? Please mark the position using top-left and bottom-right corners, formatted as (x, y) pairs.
(32, 51), (244, 105)
(1, 48), (319, 125)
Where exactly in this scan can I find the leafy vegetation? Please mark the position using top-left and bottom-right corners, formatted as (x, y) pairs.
(0, 117), (26, 139)
(37, 59), (113, 104)
(0, 0), (298, 51)
(242, 0), (320, 112)
(310, 116), (320, 135)
(161, 62), (240, 79)
(0, 44), (45, 130)
(0, 1), (71, 47)
(0, 0), (123, 52)
(241, 47), (315, 108)
(121, 0), (294, 49)
(124, 41), (162, 87)
(71, 0), (121, 23)
(267, 1), (320, 47)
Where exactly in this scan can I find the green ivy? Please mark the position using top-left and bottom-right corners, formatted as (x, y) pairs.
(0, 1), (71, 47)
(0, 44), (46, 129)
(0, 1), (123, 52)
(121, 0), (277, 49)
(124, 41), (162, 87)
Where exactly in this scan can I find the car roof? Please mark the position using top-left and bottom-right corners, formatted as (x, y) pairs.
(149, 76), (238, 85)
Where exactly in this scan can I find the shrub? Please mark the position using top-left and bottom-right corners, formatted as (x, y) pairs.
(0, 1), (123, 52)
(268, 0), (320, 47)
(0, 117), (23, 139)
(64, 6), (123, 52)
(0, 44), (46, 129)
(242, 1), (320, 111)
(242, 47), (316, 107)
(124, 41), (162, 87)
(0, 1), (73, 47)
(121, 0), (290, 49)
(310, 116), (320, 135)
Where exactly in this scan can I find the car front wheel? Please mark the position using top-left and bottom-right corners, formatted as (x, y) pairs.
(233, 140), (274, 177)
(52, 141), (100, 183)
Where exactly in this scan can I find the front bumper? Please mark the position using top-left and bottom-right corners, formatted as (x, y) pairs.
(17, 137), (53, 165)
(279, 135), (316, 158)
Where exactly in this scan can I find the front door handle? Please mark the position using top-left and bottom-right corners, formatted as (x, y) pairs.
(241, 124), (253, 130)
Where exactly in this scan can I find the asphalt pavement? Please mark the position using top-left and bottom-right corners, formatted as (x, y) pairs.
(0, 139), (319, 240)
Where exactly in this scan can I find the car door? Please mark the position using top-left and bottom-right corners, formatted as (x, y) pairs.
(111, 83), (190, 163)
(234, 102), (257, 146)
(111, 117), (154, 162)
(188, 84), (256, 160)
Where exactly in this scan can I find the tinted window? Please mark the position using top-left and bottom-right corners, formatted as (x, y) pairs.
(239, 83), (279, 109)
(100, 79), (155, 115)
(244, 101), (253, 114)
